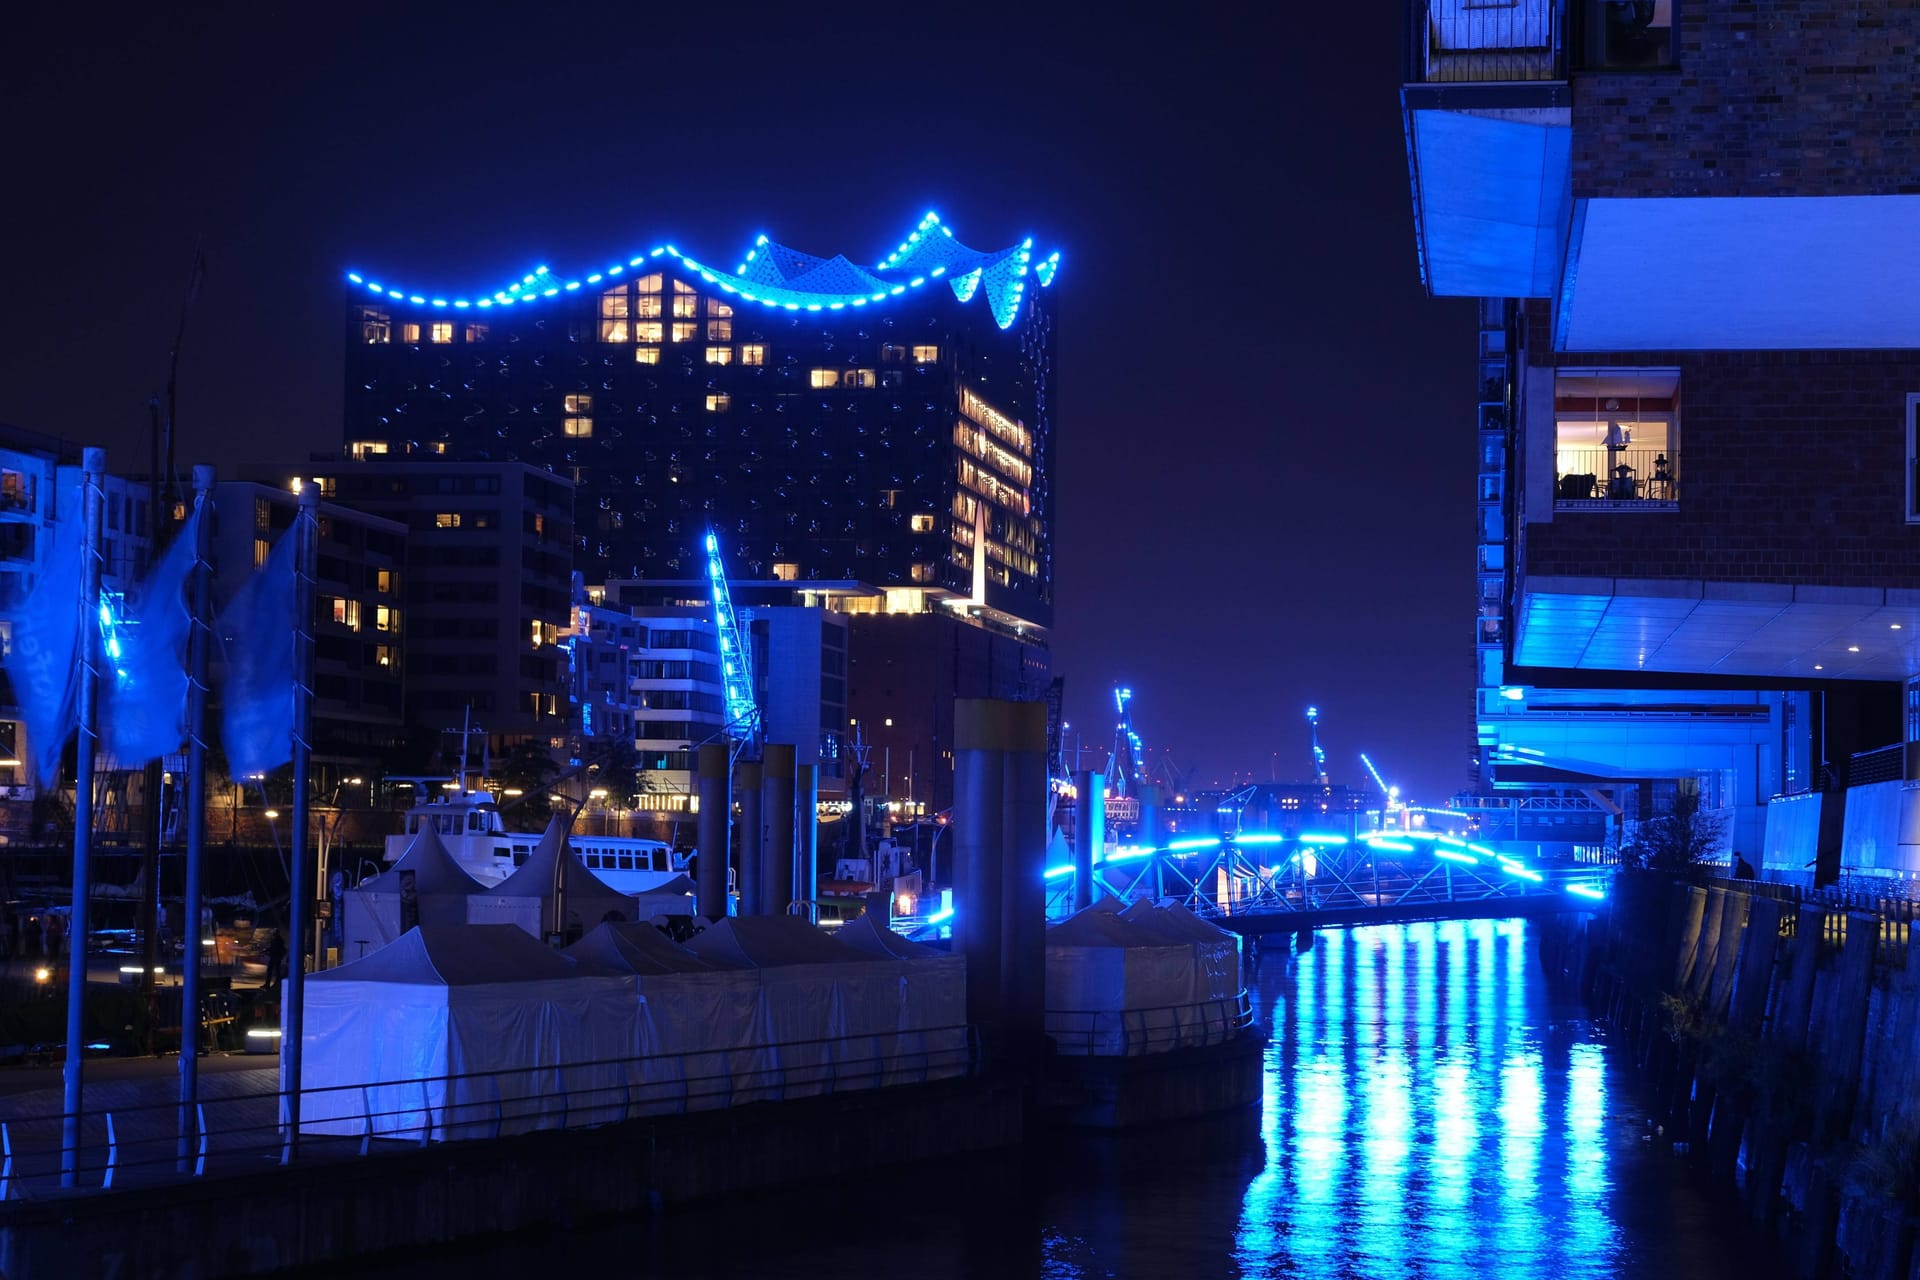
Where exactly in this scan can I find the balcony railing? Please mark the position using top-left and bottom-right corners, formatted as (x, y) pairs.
(1408, 0), (1565, 84)
(1554, 446), (1677, 508)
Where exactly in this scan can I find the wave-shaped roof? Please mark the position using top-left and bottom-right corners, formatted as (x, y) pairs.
(346, 211), (1061, 331)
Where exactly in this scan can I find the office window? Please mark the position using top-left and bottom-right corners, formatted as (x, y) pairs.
(358, 306), (390, 344)
(909, 514), (935, 533)
(348, 441), (388, 460)
(912, 345), (939, 363)
(708, 318), (732, 341)
(705, 345), (734, 365)
(253, 537), (270, 568)
(636, 346), (661, 364)
(430, 322), (453, 344)
(401, 322), (421, 343)
(739, 344), (766, 366)
(564, 417), (593, 437)
(706, 394), (731, 414)
(435, 512), (461, 528)
(465, 322), (489, 343)
(564, 393), (593, 413)
(635, 321), (664, 344)
(671, 322), (697, 343)
(773, 562), (799, 581)
(811, 369), (840, 388)
(600, 284), (630, 342)
(845, 369), (876, 388)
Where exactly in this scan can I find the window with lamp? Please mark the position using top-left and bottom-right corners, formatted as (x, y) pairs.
(1552, 368), (1680, 509)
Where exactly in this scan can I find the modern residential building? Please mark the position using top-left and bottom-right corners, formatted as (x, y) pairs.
(340, 213), (1060, 643)
(1404, 0), (1920, 870)
(243, 460), (575, 758)
(209, 481), (407, 780)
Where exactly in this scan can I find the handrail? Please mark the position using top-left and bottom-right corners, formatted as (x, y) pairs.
(1045, 990), (1255, 1057)
(0, 1024), (977, 1197)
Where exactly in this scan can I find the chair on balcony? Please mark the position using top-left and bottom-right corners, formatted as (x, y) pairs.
(1557, 473), (1597, 501)
(1608, 464), (1637, 500)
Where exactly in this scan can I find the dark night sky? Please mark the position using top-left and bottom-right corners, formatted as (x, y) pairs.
(1, 3), (1475, 802)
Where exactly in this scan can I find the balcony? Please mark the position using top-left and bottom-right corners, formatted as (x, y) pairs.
(1553, 447), (1676, 510)
(1403, 1), (1571, 299)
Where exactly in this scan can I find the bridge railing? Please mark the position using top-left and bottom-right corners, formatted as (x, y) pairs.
(0, 1024), (976, 1201)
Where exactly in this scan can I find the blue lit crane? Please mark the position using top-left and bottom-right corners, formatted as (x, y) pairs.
(703, 529), (759, 742)
(1306, 706), (1328, 786)
(1108, 686), (1144, 798)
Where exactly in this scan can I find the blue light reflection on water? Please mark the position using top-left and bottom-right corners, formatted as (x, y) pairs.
(359, 917), (1782, 1280)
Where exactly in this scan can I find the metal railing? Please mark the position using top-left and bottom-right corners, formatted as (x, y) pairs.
(1046, 991), (1255, 1058)
(0, 1024), (976, 1201)
(1848, 743), (1905, 788)
(1408, 0), (1565, 84)
(1555, 447), (1677, 504)
(1703, 875), (1917, 967)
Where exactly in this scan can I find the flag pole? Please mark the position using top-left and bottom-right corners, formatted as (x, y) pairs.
(61, 447), (106, 1190)
(283, 484), (318, 1160)
(177, 465), (214, 1172)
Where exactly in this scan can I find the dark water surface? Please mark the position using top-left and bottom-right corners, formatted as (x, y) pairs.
(357, 919), (1787, 1279)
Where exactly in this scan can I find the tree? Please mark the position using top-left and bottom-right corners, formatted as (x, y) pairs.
(1626, 779), (1727, 875)
(494, 741), (560, 826)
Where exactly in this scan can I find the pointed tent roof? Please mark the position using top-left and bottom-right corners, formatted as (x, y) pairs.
(682, 915), (877, 968)
(1046, 904), (1154, 949)
(357, 822), (485, 896)
(832, 911), (943, 960)
(563, 921), (714, 975)
(489, 814), (635, 921)
(1127, 901), (1238, 945)
(311, 924), (578, 986)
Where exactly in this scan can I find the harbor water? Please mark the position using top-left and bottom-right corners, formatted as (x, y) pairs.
(356, 918), (1788, 1279)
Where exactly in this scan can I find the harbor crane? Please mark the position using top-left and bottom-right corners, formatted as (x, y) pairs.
(1306, 706), (1329, 786)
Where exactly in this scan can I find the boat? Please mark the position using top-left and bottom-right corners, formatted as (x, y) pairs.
(383, 790), (689, 894)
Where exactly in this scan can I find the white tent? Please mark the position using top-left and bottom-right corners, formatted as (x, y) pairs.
(563, 921), (767, 1113)
(339, 824), (485, 959)
(684, 917), (891, 1100)
(466, 815), (639, 942)
(1044, 906), (1202, 1056)
(297, 925), (636, 1140)
(1117, 901), (1244, 1045)
(831, 913), (969, 1085)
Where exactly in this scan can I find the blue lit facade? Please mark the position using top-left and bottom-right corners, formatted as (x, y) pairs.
(343, 215), (1058, 633)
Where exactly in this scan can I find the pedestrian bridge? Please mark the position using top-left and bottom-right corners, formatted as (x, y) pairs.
(1042, 830), (1613, 935)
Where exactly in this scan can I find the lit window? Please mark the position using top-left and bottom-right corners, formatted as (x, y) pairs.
(668, 322), (695, 343)
(909, 514), (935, 533)
(376, 569), (393, 593)
(600, 285), (629, 342)
(466, 323), (489, 343)
(636, 273), (663, 294)
(348, 441), (388, 460)
(636, 294), (663, 319)
(564, 417), (593, 437)
(564, 393), (593, 413)
(374, 645), (396, 667)
(435, 513), (461, 529)
(672, 292), (699, 319)
(430, 322), (453, 344)
(705, 345), (734, 365)
(910, 562), (936, 583)
(707, 318), (732, 341)
(773, 562), (799, 581)
(375, 606), (398, 632)
(740, 344), (766, 366)
(912, 345), (939, 363)
(845, 369), (876, 388)
(706, 394), (730, 413)
(811, 369), (840, 388)
(635, 322), (664, 343)
(401, 322), (421, 343)
(332, 598), (361, 629)
(358, 307), (390, 344)
(672, 279), (695, 294)
(635, 346), (661, 365)
(253, 537), (270, 568)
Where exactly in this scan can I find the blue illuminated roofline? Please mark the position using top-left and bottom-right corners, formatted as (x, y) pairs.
(346, 212), (1061, 330)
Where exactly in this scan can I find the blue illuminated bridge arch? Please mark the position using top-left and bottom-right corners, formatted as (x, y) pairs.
(346, 211), (1061, 331)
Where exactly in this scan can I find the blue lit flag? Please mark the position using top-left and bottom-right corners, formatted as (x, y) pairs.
(102, 505), (203, 765)
(218, 528), (297, 778)
(1, 496), (84, 787)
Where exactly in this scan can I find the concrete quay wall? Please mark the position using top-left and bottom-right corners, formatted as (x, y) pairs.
(0, 1076), (1024, 1279)
(1561, 872), (1920, 1280)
